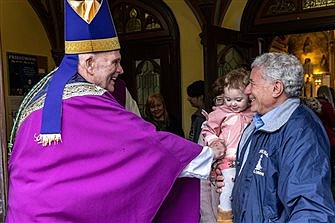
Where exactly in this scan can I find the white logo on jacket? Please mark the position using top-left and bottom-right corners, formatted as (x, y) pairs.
(253, 149), (268, 176)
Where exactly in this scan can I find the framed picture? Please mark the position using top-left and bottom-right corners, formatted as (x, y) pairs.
(7, 52), (47, 96)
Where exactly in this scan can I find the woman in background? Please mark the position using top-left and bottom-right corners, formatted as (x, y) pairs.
(144, 93), (185, 137)
(318, 85), (335, 108)
(302, 85), (335, 196)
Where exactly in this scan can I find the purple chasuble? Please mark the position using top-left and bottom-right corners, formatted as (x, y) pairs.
(6, 87), (202, 222)
(111, 78), (126, 107)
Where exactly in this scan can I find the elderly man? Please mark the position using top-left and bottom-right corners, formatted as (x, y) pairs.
(232, 52), (335, 222)
(6, 1), (224, 222)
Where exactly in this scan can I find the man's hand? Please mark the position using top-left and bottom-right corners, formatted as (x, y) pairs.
(209, 139), (226, 159)
(210, 165), (225, 193)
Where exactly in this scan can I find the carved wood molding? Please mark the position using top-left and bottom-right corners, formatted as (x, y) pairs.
(242, 0), (335, 35)
(108, 0), (175, 41)
(184, 0), (231, 29)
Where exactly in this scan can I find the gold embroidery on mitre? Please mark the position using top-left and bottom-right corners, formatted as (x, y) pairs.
(68, 0), (101, 23)
(65, 37), (120, 54)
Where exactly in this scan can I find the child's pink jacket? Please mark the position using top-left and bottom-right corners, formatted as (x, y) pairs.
(201, 105), (254, 167)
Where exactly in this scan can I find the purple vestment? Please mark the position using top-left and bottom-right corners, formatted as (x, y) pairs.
(111, 79), (126, 107)
(6, 83), (202, 222)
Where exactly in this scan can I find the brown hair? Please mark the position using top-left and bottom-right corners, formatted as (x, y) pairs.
(212, 68), (250, 96)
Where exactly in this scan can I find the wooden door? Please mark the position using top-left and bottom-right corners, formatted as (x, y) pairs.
(0, 37), (8, 222)
(120, 40), (181, 118)
(110, 0), (182, 121)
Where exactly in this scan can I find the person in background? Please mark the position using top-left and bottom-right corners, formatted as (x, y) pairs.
(6, 1), (225, 222)
(303, 85), (335, 193)
(318, 85), (335, 109)
(201, 68), (254, 223)
(187, 80), (206, 143)
(144, 93), (184, 137)
(231, 52), (335, 222)
(316, 86), (335, 153)
(111, 78), (141, 116)
(329, 87), (335, 106)
(301, 96), (335, 191)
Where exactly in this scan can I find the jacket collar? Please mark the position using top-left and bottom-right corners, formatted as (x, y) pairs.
(257, 98), (300, 133)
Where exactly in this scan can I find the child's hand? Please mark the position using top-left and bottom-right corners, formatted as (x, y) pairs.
(209, 139), (226, 159)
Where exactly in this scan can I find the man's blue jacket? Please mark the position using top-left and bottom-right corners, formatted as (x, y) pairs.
(232, 99), (335, 223)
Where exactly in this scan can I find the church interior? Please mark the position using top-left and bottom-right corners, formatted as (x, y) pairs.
(0, 0), (335, 221)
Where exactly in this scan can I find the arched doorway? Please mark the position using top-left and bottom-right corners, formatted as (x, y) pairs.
(241, 0), (335, 89)
(109, 0), (183, 121)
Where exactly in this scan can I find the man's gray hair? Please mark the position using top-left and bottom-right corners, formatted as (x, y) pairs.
(251, 52), (304, 97)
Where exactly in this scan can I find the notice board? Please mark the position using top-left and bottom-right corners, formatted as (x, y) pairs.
(7, 52), (47, 96)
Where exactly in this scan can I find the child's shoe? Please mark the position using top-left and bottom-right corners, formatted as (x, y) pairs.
(217, 208), (233, 223)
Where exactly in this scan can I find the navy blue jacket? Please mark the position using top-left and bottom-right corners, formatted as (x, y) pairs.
(232, 99), (335, 222)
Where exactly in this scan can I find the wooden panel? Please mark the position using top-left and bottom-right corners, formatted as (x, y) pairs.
(0, 35), (8, 223)
(241, 0), (335, 34)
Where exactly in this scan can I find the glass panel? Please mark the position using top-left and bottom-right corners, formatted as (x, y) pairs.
(112, 3), (162, 34)
(303, 0), (335, 9)
(135, 59), (161, 115)
(112, 5), (124, 34)
(126, 8), (142, 33)
(266, 1), (297, 15)
(217, 47), (244, 77)
(144, 13), (161, 30)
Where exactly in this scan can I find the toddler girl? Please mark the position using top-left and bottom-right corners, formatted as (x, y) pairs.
(201, 68), (254, 223)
